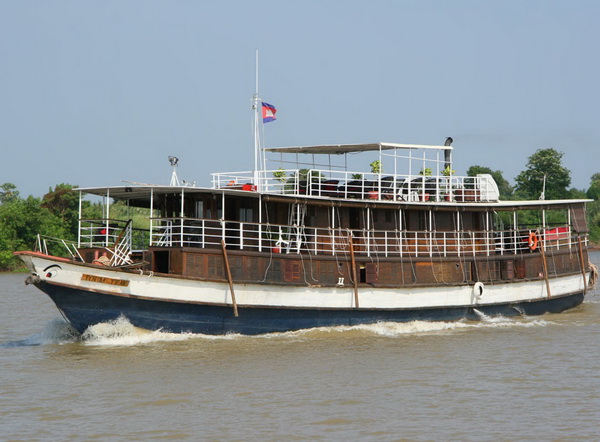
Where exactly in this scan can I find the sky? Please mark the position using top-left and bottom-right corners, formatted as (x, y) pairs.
(1, 0), (599, 198)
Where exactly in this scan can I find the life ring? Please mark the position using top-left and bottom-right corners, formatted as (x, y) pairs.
(473, 281), (484, 298)
(528, 232), (538, 251)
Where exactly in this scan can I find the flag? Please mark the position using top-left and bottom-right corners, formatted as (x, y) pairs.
(262, 102), (277, 123)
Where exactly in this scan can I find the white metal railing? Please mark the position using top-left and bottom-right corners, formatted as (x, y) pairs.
(147, 217), (580, 258)
(211, 169), (500, 202)
(79, 219), (149, 252)
(36, 234), (84, 262)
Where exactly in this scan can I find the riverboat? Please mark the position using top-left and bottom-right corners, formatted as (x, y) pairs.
(15, 104), (596, 334)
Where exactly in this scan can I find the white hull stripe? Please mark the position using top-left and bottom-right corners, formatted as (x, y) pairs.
(24, 254), (588, 310)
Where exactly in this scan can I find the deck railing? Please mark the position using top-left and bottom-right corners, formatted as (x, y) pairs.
(211, 169), (500, 202)
(79, 219), (150, 252)
(146, 217), (580, 258)
(36, 234), (84, 261)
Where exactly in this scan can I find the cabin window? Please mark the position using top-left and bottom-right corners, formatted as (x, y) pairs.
(371, 209), (393, 224)
(240, 207), (253, 222)
(460, 212), (484, 231)
(306, 206), (318, 227)
(371, 208), (394, 230)
(196, 201), (204, 218)
(434, 211), (454, 231)
(348, 208), (361, 230)
(417, 211), (427, 231)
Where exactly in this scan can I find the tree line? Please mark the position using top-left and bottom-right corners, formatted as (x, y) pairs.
(1, 148), (599, 271)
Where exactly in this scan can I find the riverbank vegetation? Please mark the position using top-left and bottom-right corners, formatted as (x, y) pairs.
(1, 148), (599, 270)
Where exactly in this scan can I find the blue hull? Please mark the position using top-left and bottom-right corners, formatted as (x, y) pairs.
(36, 281), (585, 335)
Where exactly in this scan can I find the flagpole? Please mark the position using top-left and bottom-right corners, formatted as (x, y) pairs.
(253, 50), (261, 190)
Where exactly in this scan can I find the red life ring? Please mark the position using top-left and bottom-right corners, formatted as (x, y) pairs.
(528, 232), (538, 251)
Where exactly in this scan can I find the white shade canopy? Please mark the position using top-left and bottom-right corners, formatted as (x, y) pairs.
(264, 142), (453, 155)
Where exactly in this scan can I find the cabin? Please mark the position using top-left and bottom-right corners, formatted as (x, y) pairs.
(42, 142), (587, 292)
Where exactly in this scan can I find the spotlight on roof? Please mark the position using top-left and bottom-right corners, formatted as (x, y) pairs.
(168, 156), (179, 167)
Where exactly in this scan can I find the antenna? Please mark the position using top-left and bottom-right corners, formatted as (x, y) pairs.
(539, 173), (546, 200)
(169, 156), (180, 186)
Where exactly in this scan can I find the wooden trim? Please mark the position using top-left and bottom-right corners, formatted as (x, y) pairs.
(221, 240), (239, 317)
(540, 239), (552, 298)
(348, 233), (359, 308)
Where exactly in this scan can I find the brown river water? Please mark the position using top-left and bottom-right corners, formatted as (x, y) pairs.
(1, 252), (600, 441)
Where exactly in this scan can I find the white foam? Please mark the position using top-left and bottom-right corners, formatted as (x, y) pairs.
(258, 315), (551, 339)
(471, 309), (551, 328)
(359, 312), (547, 335)
(352, 320), (471, 336)
(81, 316), (198, 347)
(8, 312), (551, 348)
(3, 319), (81, 347)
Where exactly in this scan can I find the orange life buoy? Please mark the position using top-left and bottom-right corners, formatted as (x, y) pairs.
(528, 232), (538, 251)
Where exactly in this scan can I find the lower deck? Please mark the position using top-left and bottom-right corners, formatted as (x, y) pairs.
(78, 244), (589, 290)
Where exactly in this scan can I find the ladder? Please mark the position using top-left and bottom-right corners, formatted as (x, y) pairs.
(287, 203), (306, 254)
(107, 220), (134, 266)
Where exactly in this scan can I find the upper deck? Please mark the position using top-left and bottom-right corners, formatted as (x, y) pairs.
(65, 139), (590, 264)
(211, 141), (501, 203)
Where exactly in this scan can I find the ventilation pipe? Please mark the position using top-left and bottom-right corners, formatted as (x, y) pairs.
(444, 137), (453, 170)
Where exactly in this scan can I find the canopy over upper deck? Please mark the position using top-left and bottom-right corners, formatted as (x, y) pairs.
(264, 142), (453, 155)
(74, 184), (590, 211)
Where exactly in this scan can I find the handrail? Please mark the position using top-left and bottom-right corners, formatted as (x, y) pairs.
(146, 217), (579, 258)
(36, 234), (84, 262)
(211, 169), (499, 202)
(79, 219), (149, 251)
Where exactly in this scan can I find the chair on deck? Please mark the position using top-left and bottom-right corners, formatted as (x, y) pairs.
(339, 180), (364, 198)
(311, 179), (339, 197)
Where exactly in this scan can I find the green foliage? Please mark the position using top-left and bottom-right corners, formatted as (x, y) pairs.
(0, 195), (68, 270)
(370, 160), (382, 174)
(585, 174), (600, 244)
(441, 166), (456, 177)
(272, 168), (287, 183)
(286, 169), (323, 184)
(587, 201), (600, 244)
(41, 183), (80, 239)
(466, 165), (513, 199)
(0, 183), (20, 204)
(106, 201), (152, 231)
(419, 168), (432, 176)
(514, 148), (571, 200)
(587, 173), (600, 200)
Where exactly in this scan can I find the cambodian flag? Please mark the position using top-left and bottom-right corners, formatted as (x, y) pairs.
(262, 102), (277, 123)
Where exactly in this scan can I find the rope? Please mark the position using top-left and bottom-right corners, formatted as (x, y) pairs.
(589, 262), (599, 288)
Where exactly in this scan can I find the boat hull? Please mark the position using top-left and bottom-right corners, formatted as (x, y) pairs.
(18, 252), (588, 335)
(33, 279), (585, 336)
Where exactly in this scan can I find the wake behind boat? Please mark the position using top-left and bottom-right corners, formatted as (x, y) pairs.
(15, 96), (597, 335)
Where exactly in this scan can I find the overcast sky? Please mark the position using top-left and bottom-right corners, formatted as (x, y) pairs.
(1, 0), (598, 197)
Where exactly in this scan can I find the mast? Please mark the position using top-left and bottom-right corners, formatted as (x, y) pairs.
(253, 50), (262, 191)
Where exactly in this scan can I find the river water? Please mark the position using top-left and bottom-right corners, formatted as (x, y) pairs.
(1, 253), (599, 441)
